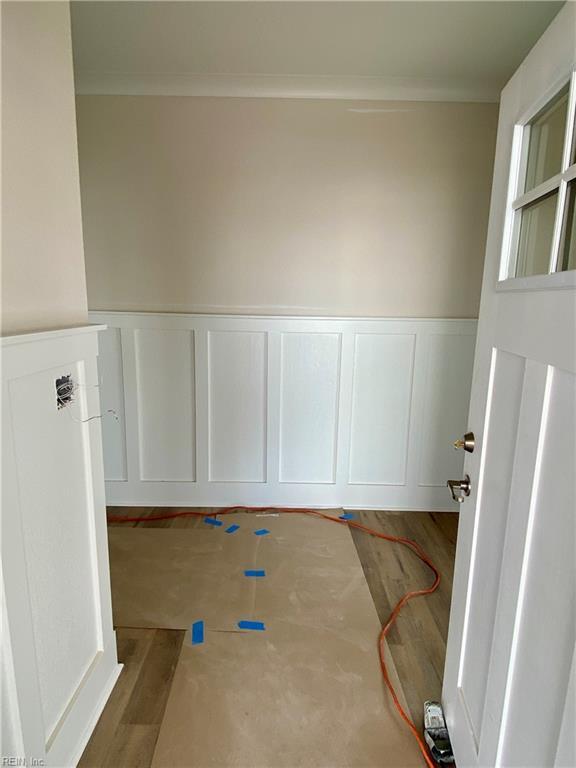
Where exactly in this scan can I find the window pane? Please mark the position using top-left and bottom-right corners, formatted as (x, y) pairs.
(524, 86), (569, 192)
(515, 192), (558, 277)
(560, 182), (576, 272)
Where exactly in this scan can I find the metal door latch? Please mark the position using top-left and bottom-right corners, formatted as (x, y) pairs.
(447, 475), (471, 503)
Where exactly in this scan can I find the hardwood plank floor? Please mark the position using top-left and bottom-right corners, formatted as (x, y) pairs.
(350, 510), (458, 732)
(82, 507), (458, 765)
(78, 628), (184, 767)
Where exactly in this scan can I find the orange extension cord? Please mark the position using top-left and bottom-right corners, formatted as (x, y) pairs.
(107, 505), (440, 768)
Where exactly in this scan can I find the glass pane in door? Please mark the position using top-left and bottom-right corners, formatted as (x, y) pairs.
(515, 191), (558, 277)
(524, 85), (569, 192)
(560, 181), (576, 271)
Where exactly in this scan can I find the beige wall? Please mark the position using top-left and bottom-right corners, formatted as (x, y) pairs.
(1, 2), (88, 335)
(77, 96), (498, 318)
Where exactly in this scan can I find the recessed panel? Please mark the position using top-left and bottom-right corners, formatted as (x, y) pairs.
(279, 333), (341, 483)
(460, 350), (525, 741)
(97, 327), (127, 481)
(419, 333), (475, 486)
(135, 329), (195, 481)
(349, 334), (415, 485)
(499, 368), (575, 767)
(208, 331), (267, 482)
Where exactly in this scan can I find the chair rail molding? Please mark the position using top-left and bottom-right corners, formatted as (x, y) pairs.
(1, 326), (121, 767)
(91, 311), (477, 511)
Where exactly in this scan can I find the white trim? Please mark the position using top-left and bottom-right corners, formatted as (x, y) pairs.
(456, 347), (497, 697)
(511, 166), (576, 211)
(564, 164), (576, 183)
(74, 71), (500, 103)
(87, 308), (476, 324)
(496, 268), (576, 293)
(511, 174), (561, 210)
(514, 71), (572, 128)
(1, 324), (106, 346)
(561, 74), (576, 174)
(500, 70), (576, 281)
(549, 178), (569, 272)
(499, 124), (526, 281)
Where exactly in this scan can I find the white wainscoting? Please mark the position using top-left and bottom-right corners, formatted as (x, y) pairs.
(90, 312), (477, 510)
(1, 326), (121, 767)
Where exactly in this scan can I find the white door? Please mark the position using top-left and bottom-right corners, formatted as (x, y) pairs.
(442, 5), (576, 767)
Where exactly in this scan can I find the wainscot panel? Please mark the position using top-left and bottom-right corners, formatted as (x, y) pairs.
(1, 326), (121, 767)
(90, 312), (477, 510)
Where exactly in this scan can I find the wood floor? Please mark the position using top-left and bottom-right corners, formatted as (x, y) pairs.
(80, 508), (458, 767)
(350, 510), (458, 733)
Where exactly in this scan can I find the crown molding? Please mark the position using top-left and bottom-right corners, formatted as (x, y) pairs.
(74, 71), (500, 103)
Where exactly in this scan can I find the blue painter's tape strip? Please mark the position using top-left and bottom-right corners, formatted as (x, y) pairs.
(238, 620), (266, 631)
(244, 569), (266, 578)
(339, 513), (354, 520)
(204, 517), (223, 527)
(254, 528), (270, 536)
(191, 620), (204, 645)
(225, 524), (240, 534)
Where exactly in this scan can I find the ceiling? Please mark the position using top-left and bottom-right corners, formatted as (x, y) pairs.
(71, 1), (564, 102)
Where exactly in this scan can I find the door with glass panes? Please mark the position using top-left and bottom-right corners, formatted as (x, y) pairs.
(442, 5), (575, 767)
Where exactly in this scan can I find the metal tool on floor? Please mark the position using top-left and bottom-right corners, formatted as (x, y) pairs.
(423, 701), (454, 764)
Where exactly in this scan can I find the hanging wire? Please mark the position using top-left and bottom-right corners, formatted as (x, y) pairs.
(56, 377), (118, 424)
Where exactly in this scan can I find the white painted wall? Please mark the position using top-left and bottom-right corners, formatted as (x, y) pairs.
(1, 2), (88, 335)
(77, 96), (498, 319)
(92, 311), (476, 511)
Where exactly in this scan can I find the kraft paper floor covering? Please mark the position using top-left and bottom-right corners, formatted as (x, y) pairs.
(108, 513), (422, 767)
